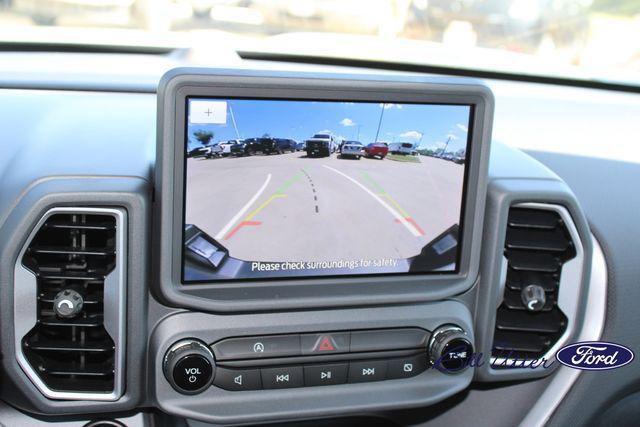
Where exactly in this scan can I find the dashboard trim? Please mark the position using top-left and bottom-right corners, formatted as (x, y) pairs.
(473, 175), (593, 382)
(13, 207), (127, 401)
(520, 235), (607, 427)
(490, 202), (585, 368)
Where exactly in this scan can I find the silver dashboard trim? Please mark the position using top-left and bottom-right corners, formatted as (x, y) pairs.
(520, 235), (607, 426)
(491, 202), (585, 368)
(13, 207), (127, 401)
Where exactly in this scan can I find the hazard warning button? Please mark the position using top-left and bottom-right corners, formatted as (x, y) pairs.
(300, 332), (350, 354)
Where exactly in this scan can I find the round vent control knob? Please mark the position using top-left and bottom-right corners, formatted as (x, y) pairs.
(53, 289), (84, 318)
(521, 284), (546, 312)
(163, 339), (215, 395)
(428, 325), (473, 374)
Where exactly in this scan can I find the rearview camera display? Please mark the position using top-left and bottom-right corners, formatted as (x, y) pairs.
(182, 97), (472, 282)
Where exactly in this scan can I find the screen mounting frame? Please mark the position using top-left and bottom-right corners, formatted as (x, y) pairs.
(154, 67), (493, 313)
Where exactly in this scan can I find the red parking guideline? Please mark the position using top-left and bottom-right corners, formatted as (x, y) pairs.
(224, 220), (261, 240)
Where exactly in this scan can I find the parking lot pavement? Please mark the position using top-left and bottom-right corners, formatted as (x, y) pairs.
(185, 152), (464, 262)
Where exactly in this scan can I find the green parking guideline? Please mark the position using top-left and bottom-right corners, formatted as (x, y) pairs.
(361, 171), (385, 193)
(274, 172), (302, 194)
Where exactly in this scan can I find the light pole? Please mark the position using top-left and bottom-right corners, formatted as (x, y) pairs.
(416, 132), (424, 154)
(229, 104), (241, 139)
(441, 136), (451, 157)
(374, 104), (385, 143)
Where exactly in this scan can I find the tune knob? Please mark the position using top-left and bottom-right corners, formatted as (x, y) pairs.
(163, 339), (215, 394)
(428, 325), (474, 374)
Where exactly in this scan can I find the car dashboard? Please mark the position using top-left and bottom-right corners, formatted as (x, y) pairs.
(0, 50), (639, 427)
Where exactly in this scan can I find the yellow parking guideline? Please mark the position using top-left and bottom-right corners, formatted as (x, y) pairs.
(240, 172), (301, 222)
(380, 193), (410, 218)
(362, 172), (411, 218)
(245, 194), (286, 221)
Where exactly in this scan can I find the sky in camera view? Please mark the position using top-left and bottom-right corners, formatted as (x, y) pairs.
(187, 99), (471, 153)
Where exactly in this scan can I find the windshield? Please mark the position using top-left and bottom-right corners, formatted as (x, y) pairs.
(1, 0), (638, 84)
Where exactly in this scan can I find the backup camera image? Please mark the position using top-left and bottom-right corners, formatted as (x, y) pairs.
(183, 97), (472, 282)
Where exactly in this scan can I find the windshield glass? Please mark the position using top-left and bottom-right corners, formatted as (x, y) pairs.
(1, 0), (638, 84)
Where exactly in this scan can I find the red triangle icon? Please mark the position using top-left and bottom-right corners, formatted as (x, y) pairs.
(317, 336), (335, 351)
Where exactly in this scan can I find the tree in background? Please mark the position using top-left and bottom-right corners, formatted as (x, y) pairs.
(593, 0), (640, 15)
(193, 130), (214, 146)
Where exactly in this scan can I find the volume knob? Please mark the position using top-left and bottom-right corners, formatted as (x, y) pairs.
(428, 325), (473, 374)
(163, 339), (215, 394)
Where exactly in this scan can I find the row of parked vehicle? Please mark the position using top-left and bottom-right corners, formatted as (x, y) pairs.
(433, 152), (465, 164)
(306, 134), (394, 160)
(338, 141), (390, 160)
(187, 134), (417, 160)
(187, 137), (302, 159)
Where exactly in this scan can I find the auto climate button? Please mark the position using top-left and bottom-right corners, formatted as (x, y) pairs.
(212, 335), (301, 360)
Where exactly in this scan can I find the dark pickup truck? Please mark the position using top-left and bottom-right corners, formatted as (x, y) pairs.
(245, 137), (278, 155)
(305, 133), (336, 158)
(275, 138), (297, 153)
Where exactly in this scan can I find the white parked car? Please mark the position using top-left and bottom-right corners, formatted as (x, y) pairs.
(339, 141), (365, 159)
(388, 142), (415, 155)
(204, 144), (223, 158)
(218, 140), (241, 156)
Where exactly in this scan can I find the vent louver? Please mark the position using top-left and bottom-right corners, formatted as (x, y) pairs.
(21, 213), (117, 393)
(491, 207), (576, 365)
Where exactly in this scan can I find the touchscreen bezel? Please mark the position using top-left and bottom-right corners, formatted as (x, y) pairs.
(154, 68), (493, 312)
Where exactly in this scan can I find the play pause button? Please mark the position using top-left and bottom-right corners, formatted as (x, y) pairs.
(304, 363), (348, 386)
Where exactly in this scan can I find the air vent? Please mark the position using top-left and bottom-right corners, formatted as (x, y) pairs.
(491, 206), (577, 366)
(15, 208), (126, 400)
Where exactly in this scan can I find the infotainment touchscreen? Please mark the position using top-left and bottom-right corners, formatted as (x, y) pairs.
(182, 97), (473, 283)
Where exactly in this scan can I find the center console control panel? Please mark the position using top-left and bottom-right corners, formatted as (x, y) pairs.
(211, 328), (429, 392)
(164, 326), (474, 395)
(151, 302), (476, 424)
